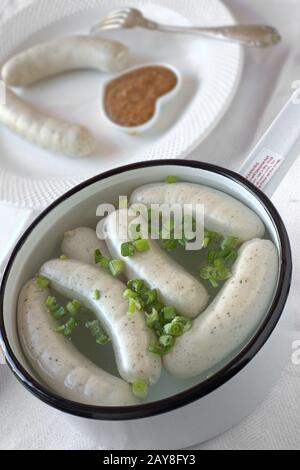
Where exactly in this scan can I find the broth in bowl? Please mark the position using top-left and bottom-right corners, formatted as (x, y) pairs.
(16, 176), (279, 407)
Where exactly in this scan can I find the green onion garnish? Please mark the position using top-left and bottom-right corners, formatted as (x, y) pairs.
(37, 276), (50, 289)
(166, 176), (179, 184)
(121, 241), (136, 257)
(159, 334), (175, 348)
(55, 317), (78, 337)
(93, 289), (101, 300)
(124, 279), (193, 354)
(129, 223), (141, 241)
(142, 288), (158, 306)
(132, 379), (149, 399)
(123, 289), (139, 300)
(148, 344), (170, 356)
(95, 249), (103, 264)
(60, 255), (68, 260)
(199, 232), (240, 288)
(127, 279), (145, 292)
(98, 257), (111, 270)
(162, 306), (177, 322)
(145, 308), (160, 330)
(85, 320), (111, 345)
(50, 304), (66, 320)
(66, 299), (81, 317)
(162, 239), (178, 251)
(202, 230), (222, 249)
(95, 249), (112, 270)
(128, 297), (143, 316)
(221, 236), (239, 251)
(109, 259), (125, 277)
(45, 296), (66, 320)
(96, 334), (111, 345)
(163, 321), (184, 337)
(151, 300), (164, 313)
(45, 296), (56, 307)
(172, 316), (193, 333)
(134, 239), (150, 253)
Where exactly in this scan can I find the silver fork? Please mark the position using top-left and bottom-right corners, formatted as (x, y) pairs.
(90, 7), (281, 48)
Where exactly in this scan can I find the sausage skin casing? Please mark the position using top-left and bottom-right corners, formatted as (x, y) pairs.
(2, 36), (129, 87)
(164, 239), (279, 378)
(0, 89), (95, 157)
(18, 279), (137, 406)
(61, 227), (111, 264)
(130, 182), (265, 242)
(40, 259), (161, 385)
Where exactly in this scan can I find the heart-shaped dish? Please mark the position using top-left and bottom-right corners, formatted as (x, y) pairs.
(102, 63), (182, 134)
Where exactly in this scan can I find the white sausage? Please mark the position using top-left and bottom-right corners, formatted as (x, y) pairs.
(61, 227), (111, 264)
(40, 259), (161, 385)
(130, 183), (265, 242)
(0, 89), (95, 157)
(18, 279), (137, 406)
(164, 239), (279, 379)
(2, 36), (129, 87)
(104, 209), (209, 318)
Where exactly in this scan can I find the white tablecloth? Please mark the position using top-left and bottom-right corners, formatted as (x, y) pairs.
(0, 0), (300, 450)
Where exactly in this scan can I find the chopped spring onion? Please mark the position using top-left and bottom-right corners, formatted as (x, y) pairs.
(85, 320), (110, 345)
(94, 249), (103, 264)
(127, 279), (145, 292)
(109, 259), (125, 277)
(129, 223), (141, 241)
(93, 289), (101, 300)
(55, 317), (78, 337)
(45, 292), (108, 345)
(134, 239), (150, 253)
(172, 316), (193, 333)
(45, 296), (66, 320)
(162, 239), (178, 251)
(151, 300), (164, 313)
(145, 308), (160, 329)
(159, 334), (175, 348)
(98, 257), (111, 270)
(45, 296), (56, 307)
(221, 236), (239, 251)
(202, 230), (222, 249)
(128, 297), (143, 316)
(161, 306), (177, 322)
(66, 299), (81, 317)
(141, 288), (158, 306)
(132, 379), (149, 399)
(95, 249), (111, 270)
(163, 321), (184, 337)
(121, 241), (135, 257)
(124, 279), (193, 354)
(123, 289), (139, 300)
(148, 343), (170, 356)
(36, 276), (50, 289)
(199, 232), (240, 288)
(50, 305), (66, 320)
(166, 175), (179, 184)
(60, 255), (68, 260)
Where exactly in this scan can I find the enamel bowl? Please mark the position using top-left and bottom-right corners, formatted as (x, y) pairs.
(0, 160), (292, 449)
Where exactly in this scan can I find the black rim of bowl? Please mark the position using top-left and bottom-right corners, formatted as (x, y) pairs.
(0, 159), (292, 421)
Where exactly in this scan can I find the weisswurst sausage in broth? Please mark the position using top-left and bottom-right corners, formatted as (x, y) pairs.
(18, 279), (137, 406)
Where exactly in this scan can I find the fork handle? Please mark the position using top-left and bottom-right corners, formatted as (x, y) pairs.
(150, 24), (281, 48)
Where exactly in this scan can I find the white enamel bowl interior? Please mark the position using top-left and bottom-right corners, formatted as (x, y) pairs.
(2, 164), (282, 405)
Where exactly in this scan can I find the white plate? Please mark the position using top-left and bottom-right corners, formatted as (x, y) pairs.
(0, 0), (243, 209)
